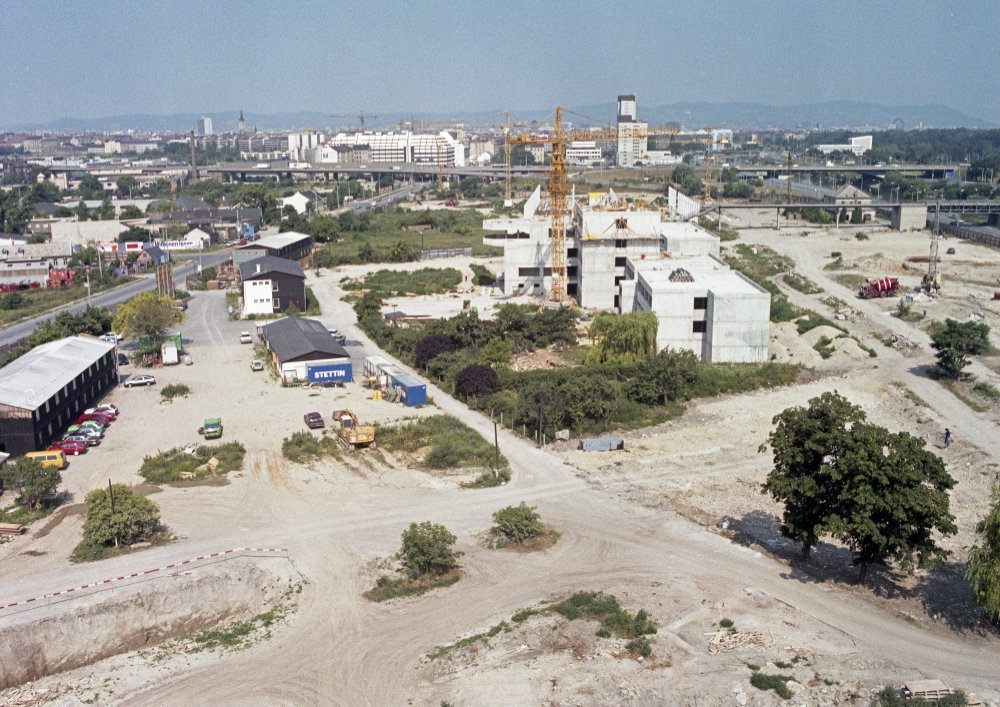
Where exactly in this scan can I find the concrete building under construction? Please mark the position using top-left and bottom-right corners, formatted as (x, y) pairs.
(483, 188), (768, 362)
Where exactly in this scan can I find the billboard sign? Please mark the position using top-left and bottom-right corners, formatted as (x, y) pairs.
(306, 361), (353, 383)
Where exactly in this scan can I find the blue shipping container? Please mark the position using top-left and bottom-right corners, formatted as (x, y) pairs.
(307, 361), (353, 383)
(578, 437), (625, 452)
(390, 374), (427, 407)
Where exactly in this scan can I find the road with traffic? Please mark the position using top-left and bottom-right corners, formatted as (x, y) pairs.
(0, 251), (233, 349)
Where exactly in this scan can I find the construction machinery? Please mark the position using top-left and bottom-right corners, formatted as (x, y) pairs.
(701, 126), (714, 208)
(505, 107), (678, 304)
(923, 201), (943, 294)
(858, 276), (899, 299)
(332, 409), (376, 452)
(330, 111), (377, 132)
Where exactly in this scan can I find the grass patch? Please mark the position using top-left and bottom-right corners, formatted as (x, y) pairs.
(796, 311), (847, 335)
(783, 272), (823, 294)
(341, 267), (462, 296)
(70, 529), (172, 563)
(550, 591), (657, 639)
(813, 336), (836, 359)
(160, 383), (190, 400)
(855, 232), (869, 241)
(365, 568), (462, 603)
(833, 273), (866, 290)
(512, 608), (540, 623)
(973, 381), (1000, 401)
(938, 377), (987, 413)
(188, 604), (292, 652)
(470, 263), (496, 286)
(138, 442), (246, 483)
(820, 295), (846, 309)
(489, 527), (560, 551)
(426, 617), (511, 660)
(853, 337), (879, 358)
(379, 414), (509, 475)
(0, 497), (62, 527)
(891, 382), (929, 407)
(722, 243), (794, 286)
(281, 430), (343, 464)
(625, 635), (652, 657)
(746, 663), (761, 671)
(688, 361), (800, 398)
(823, 256), (844, 271)
(304, 287), (321, 315)
(750, 672), (794, 699)
(699, 217), (739, 241)
(0, 276), (134, 328)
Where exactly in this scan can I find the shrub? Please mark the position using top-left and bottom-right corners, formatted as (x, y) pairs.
(550, 592), (657, 639)
(281, 431), (341, 463)
(750, 673), (794, 699)
(379, 414), (508, 473)
(160, 383), (190, 400)
(399, 521), (462, 576)
(931, 319), (991, 378)
(82, 484), (160, 547)
(973, 382), (1000, 401)
(0, 292), (25, 310)
(415, 334), (454, 368)
(719, 618), (734, 628)
(455, 364), (498, 396)
(625, 636), (652, 658)
(138, 442), (246, 483)
(586, 311), (659, 365)
(492, 502), (545, 543)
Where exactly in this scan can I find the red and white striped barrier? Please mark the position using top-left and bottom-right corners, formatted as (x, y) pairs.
(0, 547), (288, 612)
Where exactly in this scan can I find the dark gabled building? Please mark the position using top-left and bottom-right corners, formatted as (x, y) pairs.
(258, 317), (351, 383)
(0, 335), (117, 456)
(233, 231), (312, 268)
(239, 255), (306, 315)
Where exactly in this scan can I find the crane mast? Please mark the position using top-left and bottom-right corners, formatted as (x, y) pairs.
(701, 126), (714, 208)
(500, 110), (513, 207)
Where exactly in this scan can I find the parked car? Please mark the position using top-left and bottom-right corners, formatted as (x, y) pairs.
(63, 432), (100, 447)
(328, 329), (347, 345)
(76, 412), (113, 426)
(304, 412), (325, 429)
(251, 360), (264, 371)
(201, 417), (223, 439)
(123, 374), (156, 387)
(240, 332), (253, 344)
(92, 404), (119, 416)
(25, 451), (66, 469)
(117, 353), (130, 366)
(49, 439), (87, 456)
(85, 407), (117, 419)
(67, 422), (103, 435)
(183, 354), (193, 365)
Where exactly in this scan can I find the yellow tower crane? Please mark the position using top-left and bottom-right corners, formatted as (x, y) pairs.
(506, 108), (678, 304)
(500, 110), (513, 207)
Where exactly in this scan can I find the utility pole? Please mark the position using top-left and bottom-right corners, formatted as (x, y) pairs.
(493, 418), (500, 477)
(189, 130), (197, 184)
(501, 110), (513, 207)
(86, 271), (92, 306)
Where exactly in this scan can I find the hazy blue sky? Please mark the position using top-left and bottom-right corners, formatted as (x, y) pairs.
(1, 0), (998, 126)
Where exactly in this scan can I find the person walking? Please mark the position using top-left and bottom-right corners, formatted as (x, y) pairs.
(944, 428), (952, 447)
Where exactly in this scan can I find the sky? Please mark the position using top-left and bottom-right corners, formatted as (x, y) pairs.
(1, 0), (998, 127)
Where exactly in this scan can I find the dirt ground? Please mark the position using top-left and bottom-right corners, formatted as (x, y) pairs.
(2, 229), (1000, 706)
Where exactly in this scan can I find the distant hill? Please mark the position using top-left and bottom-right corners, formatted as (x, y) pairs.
(6, 101), (993, 133)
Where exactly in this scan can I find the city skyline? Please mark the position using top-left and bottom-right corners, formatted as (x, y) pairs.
(1, 0), (998, 127)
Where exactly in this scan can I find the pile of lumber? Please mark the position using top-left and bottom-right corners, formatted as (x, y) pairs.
(705, 630), (768, 654)
(0, 522), (26, 536)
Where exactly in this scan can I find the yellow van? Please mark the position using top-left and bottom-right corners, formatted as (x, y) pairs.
(26, 451), (66, 469)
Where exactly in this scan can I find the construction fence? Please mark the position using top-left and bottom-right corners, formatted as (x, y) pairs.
(927, 219), (1000, 248)
(421, 246), (473, 261)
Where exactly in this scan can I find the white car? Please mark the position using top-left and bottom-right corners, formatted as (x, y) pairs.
(240, 332), (253, 344)
(123, 374), (156, 388)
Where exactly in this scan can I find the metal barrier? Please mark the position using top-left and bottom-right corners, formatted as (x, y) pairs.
(420, 246), (473, 260)
(926, 219), (1000, 247)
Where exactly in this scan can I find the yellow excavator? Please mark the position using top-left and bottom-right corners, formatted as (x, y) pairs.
(332, 409), (376, 452)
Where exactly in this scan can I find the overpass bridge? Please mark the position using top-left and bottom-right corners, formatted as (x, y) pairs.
(738, 163), (958, 180)
(204, 162), (548, 182)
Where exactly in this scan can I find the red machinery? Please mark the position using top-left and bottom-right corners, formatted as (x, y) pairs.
(47, 269), (76, 288)
(858, 277), (899, 299)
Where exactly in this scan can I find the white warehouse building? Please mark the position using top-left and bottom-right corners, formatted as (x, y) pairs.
(320, 131), (465, 166)
(619, 256), (770, 363)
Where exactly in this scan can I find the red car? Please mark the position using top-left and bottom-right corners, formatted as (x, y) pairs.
(49, 439), (87, 456)
(76, 411), (113, 425)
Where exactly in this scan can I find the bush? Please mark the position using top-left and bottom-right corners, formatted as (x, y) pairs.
(492, 502), (544, 543)
(81, 484), (160, 547)
(0, 292), (25, 310)
(342, 267), (462, 296)
(415, 334), (454, 368)
(379, 414), (509, 473)
(550, 592), (657, 639)
(470, 263), (496, 286)
(455, 364), (498, 396)
(160, 383), (190, 400)
(783, 272), (823, 295)
(281, 431), (341, 463)
(973, 381), (1000, 401)
(0, 457), (60, 510)
(625, 636), (652, 657)
(399, 521), (462, 576)
(139, 442), (246, 483)
(750, 673), (794, 699)
(931, 319), (991, 378)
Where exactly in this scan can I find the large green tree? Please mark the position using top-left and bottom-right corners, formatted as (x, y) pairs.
(398, 521), (461, 576)
(82, 484), (160, 547)
(234, 184), (279, 223)
(586, 311), (659, 365)
(966, 485), (1000, 622)
(762, 392), (957, 581)
(112, 292), (183, 340)
(0, 457), (61, 510)
(931, 319), (991, 378)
